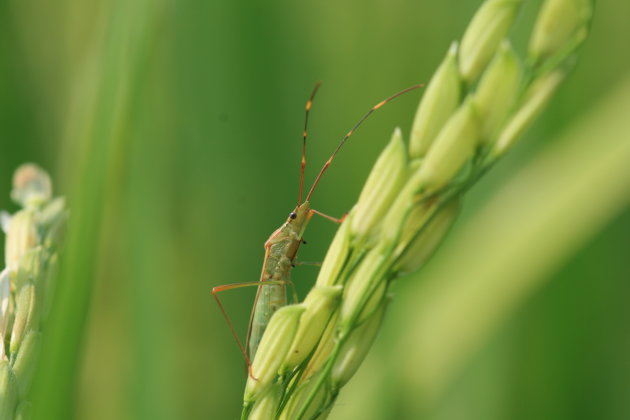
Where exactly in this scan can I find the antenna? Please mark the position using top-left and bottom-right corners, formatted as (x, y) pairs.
(298, 82), (322, 206)
(304, 84), (422, 202)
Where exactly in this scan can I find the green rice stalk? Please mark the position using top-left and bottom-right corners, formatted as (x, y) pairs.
(0, 165), (67, 419)
(240, 0), (593, 418)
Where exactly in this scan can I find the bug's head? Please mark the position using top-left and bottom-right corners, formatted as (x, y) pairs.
(287, 201), (311, 224)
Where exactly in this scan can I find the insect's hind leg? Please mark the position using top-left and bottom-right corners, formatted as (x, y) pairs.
(212, 282), (261, 375)
(212, 279), (294, 380)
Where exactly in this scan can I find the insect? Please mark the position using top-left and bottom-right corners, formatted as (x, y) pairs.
(212, 82), (421, 375)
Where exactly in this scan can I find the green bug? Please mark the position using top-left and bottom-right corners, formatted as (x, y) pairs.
(212, 83), (420, 376)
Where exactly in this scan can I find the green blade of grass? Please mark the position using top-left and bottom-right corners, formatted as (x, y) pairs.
(29, 1), (165, 418)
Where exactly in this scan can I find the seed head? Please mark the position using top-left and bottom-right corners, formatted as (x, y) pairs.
(332, 304), (386, 389)
(244, 305), (305, 402)
(5, 211), (38, 271)
(0, 361), (18, 417)
(11, 164), (52, 209)
(529, 0), (593, 65)
(395, 199), (461, 274)
(340, 245), (388, 331)
(280, 286), (342, 373)
(278, 373), (329, 420)
(248, 384), (281, 420)
(0, 269), (10, 359)
(301, 311), (339, 380)
(414, 99), (481, 191)
(410, 43), (462, 159)
(10, 284), (37, 356)
(459, 0), (523, 82)
(474, 41), (522, 142)
(351, 128), (409, 241)
(11, 331), (40, 395)
(316, 218), (352, 287)
(494, 69), (565, 156)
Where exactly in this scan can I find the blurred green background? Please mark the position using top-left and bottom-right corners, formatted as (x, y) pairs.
(1, 0), (629, 419)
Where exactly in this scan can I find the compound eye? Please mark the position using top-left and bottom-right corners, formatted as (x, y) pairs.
(289, 212), (297, 220)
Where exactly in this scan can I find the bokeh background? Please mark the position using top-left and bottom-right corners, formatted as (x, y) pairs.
(1, 0), (629, 419)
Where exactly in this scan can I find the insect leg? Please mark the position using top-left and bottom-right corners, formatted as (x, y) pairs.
(212, 279), (292, 378)
(293, 261), (322, 267)
(310, 209), (347, 224)
(287, 280), (299, 304)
